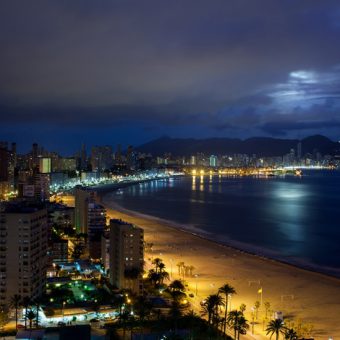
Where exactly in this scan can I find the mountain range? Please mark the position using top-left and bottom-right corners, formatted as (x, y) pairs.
(136, 135), (339, 157)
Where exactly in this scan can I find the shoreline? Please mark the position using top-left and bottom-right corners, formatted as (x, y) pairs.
(100, 189), (340, 281)
(100, 193), (340, 339)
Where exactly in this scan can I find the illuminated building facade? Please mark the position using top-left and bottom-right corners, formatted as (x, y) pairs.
(0, 203), (48, 306)
(109, 219), (144, 293)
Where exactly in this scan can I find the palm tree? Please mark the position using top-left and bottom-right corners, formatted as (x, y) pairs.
(176, 261), (185, 277)
(22, 296), (31, 329)
(188, 265), (195, 276)
(236, 315), (249, 340)
(169, 280), (185, 292)
(26, 309), (36, 329)
(158, 262), (166, 273)
(147, 269), (160, 287)
(9, 294), (21, 329)
(254, 300), (260, 320)
(0, 309), (9, 330)
(284, 328), (298, 340)
(33, 298), (43, 328)
(159, 270), (170, 285)
(239, 303), (246, 313)
(218, 283), (236, 334)
(152, 258), (163, 273)
(227, 310), (244, 340)
(266, 319), (286, 340)
(264, 301), (271, 319)
(201, 294), (224, 326)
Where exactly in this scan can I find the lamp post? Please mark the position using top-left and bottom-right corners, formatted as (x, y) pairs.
(62, 301), (66, 321)
(228, 293), (232, 311)
(194, 274), (198, 296)
(169, 258), (173, 279)
(251, 307), (255, 335)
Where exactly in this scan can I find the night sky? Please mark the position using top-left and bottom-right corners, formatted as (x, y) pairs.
(0, 1), (340, 154)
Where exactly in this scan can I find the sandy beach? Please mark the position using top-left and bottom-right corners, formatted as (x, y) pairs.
(63, 192), (340, 339)
(101, 195), (340, 340)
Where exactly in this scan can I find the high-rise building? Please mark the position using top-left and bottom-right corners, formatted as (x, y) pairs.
(101, 231), (110, 273)
(209, 155), (218, 167)
(115, 144), (122, 165)
(34, 173), (50, 202)
(74, 186), (97, 234)
(59, 157), (77, 172)
(109, 219), (144, 293)
(31, 143), (39, 171)
(8, 143), (17, 190)
(39, 157), (52, 174)
(0, 144), (8, 182)
(297, 142), (302, 160)
(91, 146), (113, 172)
(0, 202), (48, 306)
(88, 203), (106, 259)
(81, 143), (87, 170)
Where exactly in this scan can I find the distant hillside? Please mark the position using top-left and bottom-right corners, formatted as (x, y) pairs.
(136, 135), (339, 157)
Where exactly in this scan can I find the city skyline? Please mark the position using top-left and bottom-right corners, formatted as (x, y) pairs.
(1, 1), (340, 153)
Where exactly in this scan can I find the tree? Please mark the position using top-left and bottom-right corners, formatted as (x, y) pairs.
(254, 300), (260, 320)
(188, 265), (195, 276)
(239, 303), (246, 313)
(152, 258), (163, 273)
(284, 328), (298, 340)
(236, 315), (249, 340)
(227, 310), (244, 340)
(9, 294), (22, 329)
(158, 262), (166, 273)
(159, 270), (170, 285)
(26, 309), (36, 329)
(147, 269), (160, 288)
(22, 296), (31, 329)
(33, 298), (43, 328)
(266, 319), (286, 340)
(169, 280), (185, 292)
(201, 294), (224, 326)
(176, 261), (185, 277)
(264, 301), (271, 319)
(0, 308), (9, 330)
(218, 283), (236, 334)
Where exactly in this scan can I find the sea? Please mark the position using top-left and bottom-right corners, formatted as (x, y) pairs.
(103, 170), (340, 278)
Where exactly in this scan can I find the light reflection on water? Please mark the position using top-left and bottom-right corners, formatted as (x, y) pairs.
(113, 171), (340, 273)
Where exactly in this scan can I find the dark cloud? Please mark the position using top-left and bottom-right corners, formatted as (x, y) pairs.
(261, 120), (340, 136)
(0, 0), (340, 151)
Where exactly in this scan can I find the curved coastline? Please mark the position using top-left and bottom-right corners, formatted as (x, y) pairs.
(96, 183), (340, 338)
(102, 192), (340, 281)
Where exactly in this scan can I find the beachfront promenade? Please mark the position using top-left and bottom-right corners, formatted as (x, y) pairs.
(104, 201), (340, 340)
(62, 193), (340, 339)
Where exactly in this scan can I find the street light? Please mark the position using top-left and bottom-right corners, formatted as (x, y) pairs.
(169, 258), (173, 279)
(251, 307), (255, 335)
(62, 301), (66, 321)
(194, 274), (198, 296)
(228, 293), (232, 311)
